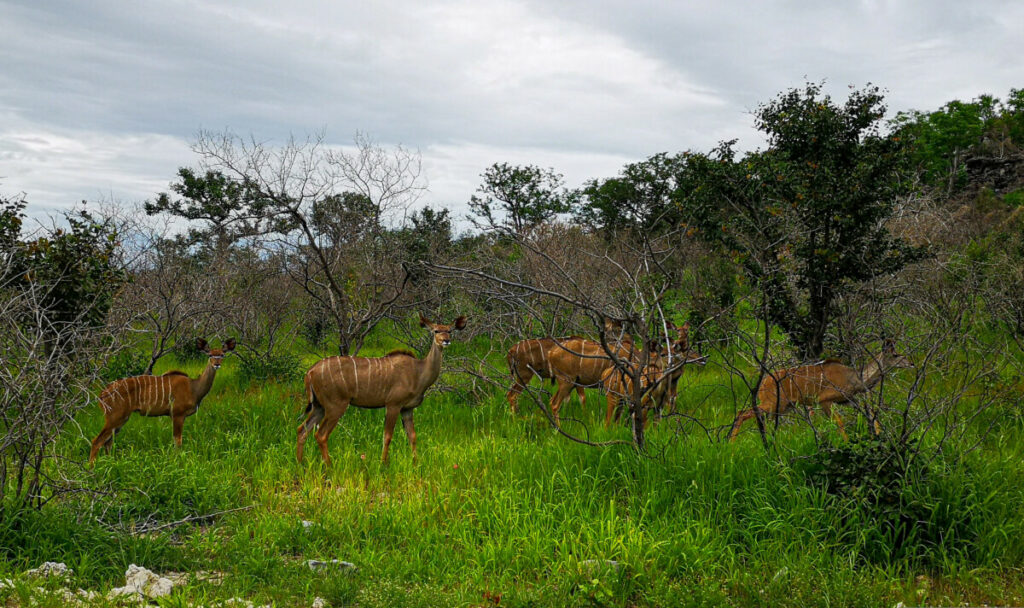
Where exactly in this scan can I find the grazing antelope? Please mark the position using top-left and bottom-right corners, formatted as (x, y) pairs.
(657, 322), (708, 414)
(603, 331), (707, 428)
(505, 336), (585, 414)
(89, 338), (235, 463)
(506, 318), (630, 419)
(298, 313), (467, 465)
(601, 340), (665, 428)
(728, 339), (913, 442)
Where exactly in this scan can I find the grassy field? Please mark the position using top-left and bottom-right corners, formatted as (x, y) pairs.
(2, 335), (1024, 607)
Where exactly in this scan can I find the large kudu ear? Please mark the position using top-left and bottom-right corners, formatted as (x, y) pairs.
(196, 338), (209, 353)
(223, 338), (236, 352)
(419, 313), (431, 328)
(453, 316), (467, 330)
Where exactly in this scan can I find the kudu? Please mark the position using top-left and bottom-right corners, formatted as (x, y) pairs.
(507, 318), (635, 423)
(601, 340), (665, 428)
(89, 338), (235, 463)
(299, 314), (467, 465)
(728, 339), (913, 442)
(602, 325), (707, 428)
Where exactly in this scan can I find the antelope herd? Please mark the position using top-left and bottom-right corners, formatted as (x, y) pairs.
(90, 314), (914, 464)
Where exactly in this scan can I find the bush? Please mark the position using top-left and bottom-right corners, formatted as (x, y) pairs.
(800, 439), (968, 565)
(99, 349), (148, 382)
(235, 352), (302, 386)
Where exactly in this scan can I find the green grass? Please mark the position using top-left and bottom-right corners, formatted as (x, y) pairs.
(3, 346), (1024, 607)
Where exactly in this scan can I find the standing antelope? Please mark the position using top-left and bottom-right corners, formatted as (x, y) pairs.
(601, 341), (665, 428)
(505, 318), (630, 420)
(505, 336), (585, 414)
(657, 322), (708, 415)
(89, 338), (235, 463)
(298, 313), (467, 465)
(728, 339), (913, 442)
(602, 329), (707, 428)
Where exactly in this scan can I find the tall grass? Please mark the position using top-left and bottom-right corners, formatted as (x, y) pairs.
(2, 345), (1023, 607)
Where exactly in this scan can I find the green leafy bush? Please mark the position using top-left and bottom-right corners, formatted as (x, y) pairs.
(236, 352), (302, 386)
(100, 349), (148, 382)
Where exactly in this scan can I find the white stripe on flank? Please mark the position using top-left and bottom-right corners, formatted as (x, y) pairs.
(352, 357), (359, 394)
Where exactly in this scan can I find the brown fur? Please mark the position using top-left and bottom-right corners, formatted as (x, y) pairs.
(505, 336), (584, 413)
(89, 338), (235, 463)
(298, 314), (467, 465)
(728, 341), (913, 442)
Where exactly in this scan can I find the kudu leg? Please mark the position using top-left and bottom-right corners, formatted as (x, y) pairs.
(296, 402), (325, 463)
(171, 415), (185, 447)
(728, 408), (760, 442)
(381, 406), (401, 464)
(89, 410), (130, 463)
(549, 378), (575, 425)
(820, 402), (849, 441)
(314, 413), (343, 468)
(400, 410), (417, 462)
(506, 367), (533, 414)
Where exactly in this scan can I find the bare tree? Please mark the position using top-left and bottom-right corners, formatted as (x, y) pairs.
(184, 131), (424, 355)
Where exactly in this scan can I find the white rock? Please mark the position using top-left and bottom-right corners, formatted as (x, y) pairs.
(25, 561), (73, 578)
(301, 520), (316, 528)
(306, 559), (357, 571)
(312, 597), (329, 608)
(108, 564), (174, 599)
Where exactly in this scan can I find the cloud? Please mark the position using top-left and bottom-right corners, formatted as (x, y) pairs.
(1, 0), (1021, 218)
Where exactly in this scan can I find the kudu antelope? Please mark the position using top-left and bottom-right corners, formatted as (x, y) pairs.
(89, 338), (235, 463)
(505, 336), (585, 414)
(728, 339), (913, 442)
(601, 341), (665, 428)
(508, 318), (635, 423)
(602, 327), (707, 428)
(656, 322), (707, 415)
(299, 314), (467, 465)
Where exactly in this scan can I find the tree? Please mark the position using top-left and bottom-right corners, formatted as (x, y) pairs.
(575, 153), (685, 234)
(682, 83), (923, 358)
(156, 131), (424, 355)
(1, 194), (124, 514)
(468, 163), (575, 235)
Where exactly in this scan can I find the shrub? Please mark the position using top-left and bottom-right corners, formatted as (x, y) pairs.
(100, 349), (148, 382)
(235, 352), (302, 386)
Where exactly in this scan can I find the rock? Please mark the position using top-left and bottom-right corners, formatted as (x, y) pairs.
(312, 597), (329, 608)
(25, 561), (73, 579)
(306, 559), (357, 572)
(108, 564), (175, 600)
(301, 520), (316, 528)
(580, 559), (623, 572)
(61, 589), (100, 606)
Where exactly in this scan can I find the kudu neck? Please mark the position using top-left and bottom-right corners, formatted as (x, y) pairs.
(191, 360), (220, 398)
(417, 339), (445, 391)
(858, 355), (891, 390)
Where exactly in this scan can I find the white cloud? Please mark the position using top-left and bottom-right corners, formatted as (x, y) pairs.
(0, 0), (1021, 218)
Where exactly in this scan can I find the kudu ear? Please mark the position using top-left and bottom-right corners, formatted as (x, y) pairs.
(419, 313), (431, 328)
(223, 338), (236, 352)
(453, 316), (467, 330)
(196, 338), (209, 353)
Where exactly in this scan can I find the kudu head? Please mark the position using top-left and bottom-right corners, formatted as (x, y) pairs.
(880, 338), (913, 371)
(196, 337), (236, 369)
(668, 321), (707, 366)
(419, 314), (467, 349)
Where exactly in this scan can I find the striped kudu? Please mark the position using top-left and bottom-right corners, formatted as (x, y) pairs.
(506, 318), (635, 424)
(728, 339), (913, 441)
(602, 325), (707, 428)
(89, 338), (235, 463)
(298, 314), (467, 465)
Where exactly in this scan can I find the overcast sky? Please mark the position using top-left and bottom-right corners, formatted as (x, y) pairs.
(1, 0), (1021, 222)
